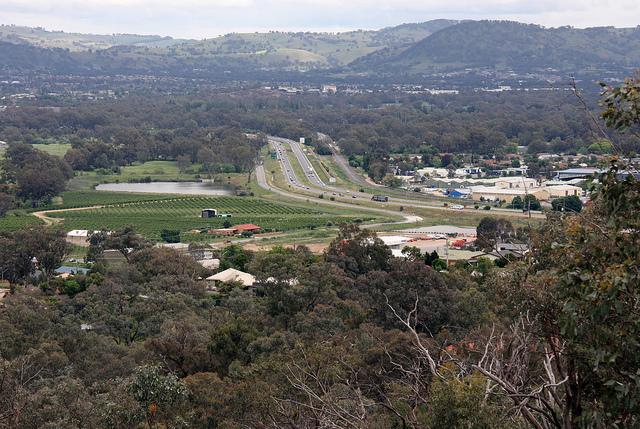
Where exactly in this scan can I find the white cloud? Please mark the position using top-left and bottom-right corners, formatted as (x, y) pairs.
(0, 0), (638, 39)
(0, 0), (253, 7)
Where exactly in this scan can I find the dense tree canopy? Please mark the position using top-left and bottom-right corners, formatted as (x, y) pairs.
(0, 144), (73, 207)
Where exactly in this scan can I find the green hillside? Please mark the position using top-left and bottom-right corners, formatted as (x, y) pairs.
(114, 20), (458, 68)
(351, 20), (640, 73)
(0, 24), (191, 51)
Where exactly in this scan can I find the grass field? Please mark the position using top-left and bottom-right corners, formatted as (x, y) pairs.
(32, 144), (72, 157)
(120, 161), (181, 176)
(65, 160), (206, 191)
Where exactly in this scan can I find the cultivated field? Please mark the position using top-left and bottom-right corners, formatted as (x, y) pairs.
(43, 194), (370, 241)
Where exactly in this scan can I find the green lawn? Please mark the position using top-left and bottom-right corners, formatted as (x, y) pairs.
(120, 161), (181, 176)
(66, 160), (206, 191)
(32, 144), (72, 157)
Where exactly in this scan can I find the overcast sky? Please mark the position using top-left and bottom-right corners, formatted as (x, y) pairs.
(2, 0), (639, 40)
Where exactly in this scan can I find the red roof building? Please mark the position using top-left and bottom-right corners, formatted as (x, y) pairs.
(233, 224), (261, 232)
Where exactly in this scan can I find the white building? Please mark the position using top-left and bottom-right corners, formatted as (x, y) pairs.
(416, 167), (449, 179)
(469, 186), (551, 203)
(543, 184), (583, 198)
(489, 177), (538, 189)
(66, 230), (90, 246)
(378, 235), (412, 250)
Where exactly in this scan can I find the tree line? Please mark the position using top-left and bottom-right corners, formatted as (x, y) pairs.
(3, 85), (637, 184)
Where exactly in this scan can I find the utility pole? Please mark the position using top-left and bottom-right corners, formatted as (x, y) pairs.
(445, 239), (449, 267)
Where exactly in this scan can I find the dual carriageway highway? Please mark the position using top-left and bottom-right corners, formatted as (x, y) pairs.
(262, 136), (544, 222)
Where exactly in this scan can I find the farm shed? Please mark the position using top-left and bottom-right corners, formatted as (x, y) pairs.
(66, 230), (90, 246)
(201, 209), (217, 218)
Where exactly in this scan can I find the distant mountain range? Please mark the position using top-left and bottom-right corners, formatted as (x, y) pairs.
(1, 20), (638, 78)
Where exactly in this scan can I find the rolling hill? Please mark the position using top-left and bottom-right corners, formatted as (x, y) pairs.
(350, 21), (640, 74)
(0, 24), (190, 51)
(1, 20), (639, 78)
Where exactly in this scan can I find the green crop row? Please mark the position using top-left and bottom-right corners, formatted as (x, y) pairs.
(32, 190), (174, 212)
(0, 213), (45, 231)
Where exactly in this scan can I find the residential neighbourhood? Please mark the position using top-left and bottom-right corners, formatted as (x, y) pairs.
(390, 155), (594, 206)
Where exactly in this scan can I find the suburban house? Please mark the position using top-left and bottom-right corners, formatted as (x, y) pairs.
(156, 242), (190, 254)
(233, 224), (261, 234)
(454, 166), (483, 178)
(416, 167), (449, 179)
(209, 224), (261, 235)
(206, 268), (256, 292)
(198, 259), (220, 270)
(209, 228), (236, 236)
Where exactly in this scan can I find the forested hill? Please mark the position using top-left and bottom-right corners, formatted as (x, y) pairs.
(350, 20), (640, 74)
(1, 20), (640, 77)
(0, 41), (80, 72)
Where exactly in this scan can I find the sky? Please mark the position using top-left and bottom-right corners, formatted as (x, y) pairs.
(1, 0), (639, 40)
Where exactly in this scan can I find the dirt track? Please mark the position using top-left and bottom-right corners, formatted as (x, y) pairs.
(31, 206), (104, 226)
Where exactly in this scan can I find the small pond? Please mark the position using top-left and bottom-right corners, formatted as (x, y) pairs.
(95, 181), (236, 196)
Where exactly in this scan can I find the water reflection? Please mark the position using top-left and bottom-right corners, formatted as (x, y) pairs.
(95, 181), (236, 196)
